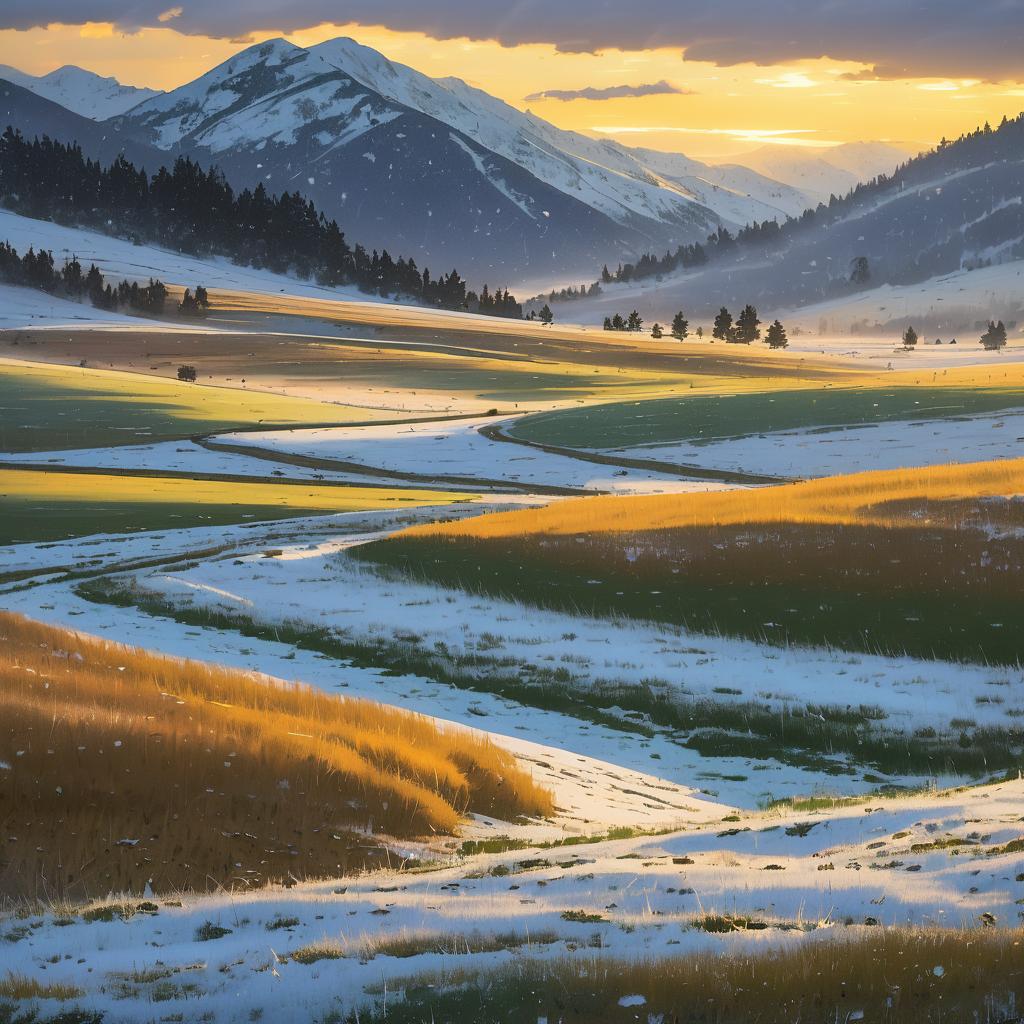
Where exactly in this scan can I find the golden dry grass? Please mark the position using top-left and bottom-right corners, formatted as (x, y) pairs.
(364, 927), (1024, 1024)
(0, 973), (84, 1001)
(402, 456), (1024, 539)
(0, 613), (553, 900)
(365, 456), (1024, 664)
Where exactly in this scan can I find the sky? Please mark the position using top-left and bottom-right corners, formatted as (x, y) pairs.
(2, 3), (1023, 160)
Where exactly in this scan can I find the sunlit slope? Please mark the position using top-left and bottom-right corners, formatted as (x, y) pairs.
(510, 365), (1024, 450)
(362, 458), (1024, 663)
(0, 359), (386, 452)
(0, 613), (553, 898)
(0, 468), (465, 543)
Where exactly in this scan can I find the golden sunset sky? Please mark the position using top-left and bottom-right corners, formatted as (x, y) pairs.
(2, 18), (1023, 160)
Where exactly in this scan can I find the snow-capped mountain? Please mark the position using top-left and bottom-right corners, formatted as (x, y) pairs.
(309, 37), (813, 228)
(0, 64), (160, 120)
(0, 37), (900, 285)
(114, 37), (724, 281)
(0, 78), (165, 168)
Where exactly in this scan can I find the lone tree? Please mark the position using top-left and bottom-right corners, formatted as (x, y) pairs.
(712, 307), (733, 341)
(980, 320), (1008, 350)
(734, 304), (761, 344)
(539, 303), (554, 325)
(849, 256), (871, 286)
(902, 325), (918, 349)
(766, 319), (788, 349)
(671, 311), (689, 340)
(626, 309), (643, 332)
(651, 322), (663, 339)
(177, 364), (197, 382)
(695, 326), (704, 340)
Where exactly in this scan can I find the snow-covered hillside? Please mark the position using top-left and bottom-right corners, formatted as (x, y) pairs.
(0, 63), (160, 119)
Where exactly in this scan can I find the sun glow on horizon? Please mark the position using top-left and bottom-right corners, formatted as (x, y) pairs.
(0, 20), (1022, 159)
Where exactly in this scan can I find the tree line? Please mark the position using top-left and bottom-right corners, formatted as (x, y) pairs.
(0, 128), (522, 318)
(577, 112), (1024, 296)
(0, 239), (215, 317)
(602, 304), (788, 347)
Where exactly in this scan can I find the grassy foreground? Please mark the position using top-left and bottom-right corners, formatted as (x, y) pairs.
(360, 458), (1024, 664)
(348, 928), (1024, 1024)
(0, 613), (553, 898)
(0, 359), (378, 453)
(0, 467), (465, 543)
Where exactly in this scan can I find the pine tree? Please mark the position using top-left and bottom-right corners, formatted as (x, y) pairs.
(766, 319), (788, 349)
(670, 311), (688, 340)
(178, 288), (198, 315)
(849, 256), (871, 286)
(603, 317), (613, 331)
(539, 303), (554, 325)
(712, 307), (733, 341)
(734, 304), (760, 344)
(611, 313), (626, 331)
(902, 325), (918, 349)
(651, 322), (663, 339)
(626, 310), (643, 332)
(980, 319), (1008, 350)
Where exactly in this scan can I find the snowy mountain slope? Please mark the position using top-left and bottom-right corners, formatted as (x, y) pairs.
(554, 119), (1024, 321)
(0, 78), (166, 168)
(310, 37), (813, 228)
(115, 38), (715, 281)
(0, 63), (159, 119)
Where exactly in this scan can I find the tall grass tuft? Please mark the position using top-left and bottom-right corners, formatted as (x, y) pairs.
(0, 613), (553, 900)
(351, 926), (1024, 1023)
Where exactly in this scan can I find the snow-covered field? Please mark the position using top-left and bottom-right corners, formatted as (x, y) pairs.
(5, 244), (1024, 1021)
(606, 409), (1024, 478)
(224, 417), (733, 494)
(3, 768), (1020, 1024)
(70, 527), (1021, 804)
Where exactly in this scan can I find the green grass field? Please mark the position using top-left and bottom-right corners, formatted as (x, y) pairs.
(0, 360), (376, 453)
(509, 386), (1024, 449)
(0, 468), (464, 544)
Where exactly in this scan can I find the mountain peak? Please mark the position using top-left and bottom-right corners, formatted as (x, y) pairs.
(0, 61), (160, 119)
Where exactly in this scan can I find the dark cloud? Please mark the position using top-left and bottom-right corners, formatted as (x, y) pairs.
(4, 0), (1024, 81)
(525, 80), (690, 101)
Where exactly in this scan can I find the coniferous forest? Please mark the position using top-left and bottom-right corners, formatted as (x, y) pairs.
(0, 128), (521, 317)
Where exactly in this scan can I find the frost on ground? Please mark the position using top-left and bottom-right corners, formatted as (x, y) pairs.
(2, 774), (1021, 1024)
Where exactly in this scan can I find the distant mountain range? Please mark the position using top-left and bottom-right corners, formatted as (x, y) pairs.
(0, 38), (909, 286)
(733, 142), (914, 205)
(551, 114), (1024, 322)
(0, 64), (160, 119)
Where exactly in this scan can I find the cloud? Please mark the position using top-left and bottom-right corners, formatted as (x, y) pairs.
(158, 6), (183, 22)
(2, 1), (1023, 82)
(525, 80), (689, 101)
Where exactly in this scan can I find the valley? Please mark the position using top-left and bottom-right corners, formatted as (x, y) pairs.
(2, 17), (1024, 1024)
